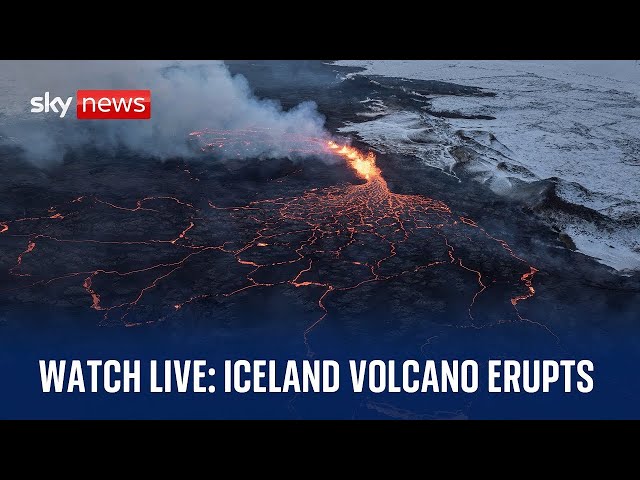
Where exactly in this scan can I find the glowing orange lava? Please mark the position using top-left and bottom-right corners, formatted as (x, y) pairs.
(0, 129), (551, 351)
(326, 141), (380, 180)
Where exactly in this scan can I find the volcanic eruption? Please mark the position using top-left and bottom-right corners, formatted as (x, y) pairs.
(0, 130), (548, 350)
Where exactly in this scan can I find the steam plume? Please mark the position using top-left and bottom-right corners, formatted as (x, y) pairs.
(0, 60), (328, 163)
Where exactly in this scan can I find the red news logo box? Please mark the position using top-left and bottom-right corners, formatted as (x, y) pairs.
(76, 90), (151, 120)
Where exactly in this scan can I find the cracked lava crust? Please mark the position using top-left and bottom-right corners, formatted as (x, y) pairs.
(0, 133), (549, 350)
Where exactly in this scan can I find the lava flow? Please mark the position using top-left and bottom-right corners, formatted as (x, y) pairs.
(326, 141), (380, 181)
(0, 130), (549, 349)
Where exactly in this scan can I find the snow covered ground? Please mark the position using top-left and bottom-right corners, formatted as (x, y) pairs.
(333, 61), (640, 272)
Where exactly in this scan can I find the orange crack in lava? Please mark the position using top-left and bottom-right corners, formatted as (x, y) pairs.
(9, 240), (37, 276)
(0, 131), (547, 349)
(511, 266), (538, 307)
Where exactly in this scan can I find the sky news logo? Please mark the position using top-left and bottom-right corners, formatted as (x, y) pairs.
(30, 90), (151, 119)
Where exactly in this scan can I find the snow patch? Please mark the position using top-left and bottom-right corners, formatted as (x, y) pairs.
(333, 60), (640, 271)
(338, 112), (459, 173)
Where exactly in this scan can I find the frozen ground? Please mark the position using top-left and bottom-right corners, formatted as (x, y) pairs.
(333, 61), (640, 272)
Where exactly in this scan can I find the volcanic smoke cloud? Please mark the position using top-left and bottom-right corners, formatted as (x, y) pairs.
(0, 60), (328, 163)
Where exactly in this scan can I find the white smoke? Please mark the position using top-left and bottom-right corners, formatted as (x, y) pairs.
(0, 60), (328, 163)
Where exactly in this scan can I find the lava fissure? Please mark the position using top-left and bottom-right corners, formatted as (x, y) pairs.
(1, 133), (545, 342)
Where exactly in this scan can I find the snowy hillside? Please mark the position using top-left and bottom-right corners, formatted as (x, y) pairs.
(333, 61), (640, 272)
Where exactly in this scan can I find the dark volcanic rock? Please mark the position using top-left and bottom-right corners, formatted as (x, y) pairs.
(0, 60), (638, 355)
